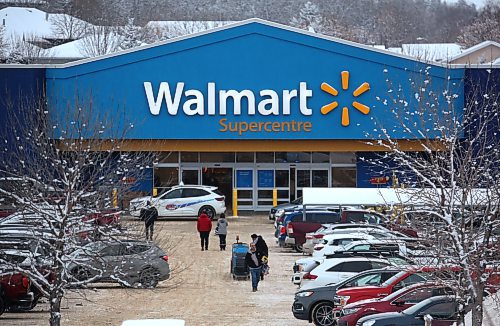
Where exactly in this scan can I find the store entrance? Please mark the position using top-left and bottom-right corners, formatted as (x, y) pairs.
(202, 167), (233, 213)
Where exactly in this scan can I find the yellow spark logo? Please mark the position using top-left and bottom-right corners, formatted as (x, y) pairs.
(320, 71), (371, 127)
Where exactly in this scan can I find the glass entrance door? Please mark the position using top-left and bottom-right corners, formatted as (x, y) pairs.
(181, 168), (200, 185)
(202, 167), (233, 211)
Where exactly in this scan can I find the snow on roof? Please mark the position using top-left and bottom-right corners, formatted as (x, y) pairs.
(388, 47), (403, 54)
(450, 40), (500, 61)
(401, 43), (462, 62)
(47, 39), (86, 58)
(145, 20), (236, 39)
(0, 6), (88, 40)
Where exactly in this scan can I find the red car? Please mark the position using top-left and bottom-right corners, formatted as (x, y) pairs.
(337, 283), (453, 326)
(334, 267), (445, 307)
(0, 273), (34, 315)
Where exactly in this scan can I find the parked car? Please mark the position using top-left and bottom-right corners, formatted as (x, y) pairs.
(312, 232), (408, 258)
(299, 257), (394, 290)
(333, 267), (443, 307)
(0, 273), (35, 316)
(129, 185), (225, 219)
(67, 240), (170, 288)
(269, 197), (302, 220)
(293, 267), (401, 326)
(356, 295), (459, 326)
(280, 210), (341, 251)
(302, 224), (404, 254)
(338, 283), (454, 326)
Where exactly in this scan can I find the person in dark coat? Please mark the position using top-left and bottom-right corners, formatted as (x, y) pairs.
(245, 243), (263, 292)
(251, 233), (269, 280)
(251, 233), (269, 257)
(215, 213), (228, 251)
(140, 201), (158, 241)
(197, 213), (212, 251)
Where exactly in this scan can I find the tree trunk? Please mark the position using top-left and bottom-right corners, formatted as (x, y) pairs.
(471, 294), (484, 326)
(49, 291), (63, 326)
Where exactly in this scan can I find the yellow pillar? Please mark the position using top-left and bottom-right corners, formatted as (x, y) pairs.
(232, 189), (238, 217)
(112, 188), (118, 208)
(273, 188), (278, 207)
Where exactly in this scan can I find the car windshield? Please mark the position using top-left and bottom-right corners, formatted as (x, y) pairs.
(387, 257), (411, 266)
(381, 271), (434, 287)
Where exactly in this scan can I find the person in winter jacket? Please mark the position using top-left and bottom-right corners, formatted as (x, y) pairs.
(251, 234), (269, 257)
(251, 233), (269, 280)
(245, 243), (263, 292)
(140, 201), (158, 241)
(215, 213), (228, 251)
(197, 213), (212, 251)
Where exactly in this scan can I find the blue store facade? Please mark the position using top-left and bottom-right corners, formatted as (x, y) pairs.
(1, 19), (497, 211)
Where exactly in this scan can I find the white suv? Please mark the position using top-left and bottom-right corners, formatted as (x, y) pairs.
(129, 185), (226, 219)
(299, 257), (392, 290)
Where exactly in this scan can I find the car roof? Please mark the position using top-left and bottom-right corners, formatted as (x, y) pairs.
(317, 256), (391, 265)
(171, 184), (218, 190)
(322, 232), (375, 240)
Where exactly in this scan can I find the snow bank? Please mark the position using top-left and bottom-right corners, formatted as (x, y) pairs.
(464, 293), (499, 326)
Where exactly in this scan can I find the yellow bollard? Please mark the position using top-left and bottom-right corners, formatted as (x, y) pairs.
(112, 188), (118, 208)
(232, 189), (238, 217)
(153, 188), (158, 197)
(273, 188), (278, 207)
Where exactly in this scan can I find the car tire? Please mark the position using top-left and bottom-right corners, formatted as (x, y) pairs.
(138, 267), (160, 288)
(311, 301), (335, 326)
(198, 206), (216, 220)
(294, 244), (304, 253)
(0, 295), (5, 316)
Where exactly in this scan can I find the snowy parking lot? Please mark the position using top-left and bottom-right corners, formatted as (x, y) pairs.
(1, 215), (307, 326)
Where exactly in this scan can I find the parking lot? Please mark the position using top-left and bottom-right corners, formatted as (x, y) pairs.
(1, 215), (307, 326)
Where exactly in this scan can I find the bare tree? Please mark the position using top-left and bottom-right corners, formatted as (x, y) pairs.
(457, 1), (500, 48)
(5, 34), (51, 64)
(366, 67), (499, 325)
(50, 13), (88, 40)
(0, 90), (156, 325)
(78, 25), (121, 57)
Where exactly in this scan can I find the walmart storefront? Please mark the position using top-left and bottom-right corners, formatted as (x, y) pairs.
(3, 19), (477, 211)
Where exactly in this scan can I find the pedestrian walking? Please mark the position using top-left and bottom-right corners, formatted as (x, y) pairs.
(197, 212), (212, 251)
(251, 233), (269, 280)
(140, 201), (158, 241)
(215, 213), (228, 251)
(245, 243), (263, 292)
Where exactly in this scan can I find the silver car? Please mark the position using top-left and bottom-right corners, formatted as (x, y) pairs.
(67, 240), (170, 288)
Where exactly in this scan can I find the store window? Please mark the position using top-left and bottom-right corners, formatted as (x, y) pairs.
(154, 167), (179, 189)
(332, 167), (356, 187)
(275, 152), (310, 163)
(312, 170), (328, 187)
(312, 152), (330, 163)
(157, 152), (179, 163)
(236, 152), (254, 162)
(182, 170), (199, 185)
(331, 152), (356, 164)
(256, 152), (274, 163)
(181, 152), (198, 162)
(275, 170), (289, 187)
(200, 152), (235, 162)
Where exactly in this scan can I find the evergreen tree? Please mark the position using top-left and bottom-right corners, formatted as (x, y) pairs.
(290, 1), (323, 33)
(119, 18), (143, 51)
